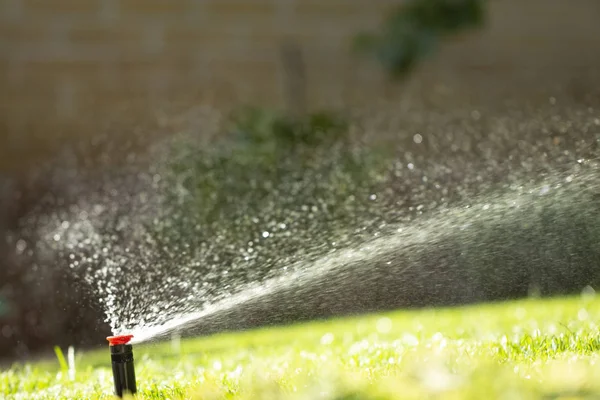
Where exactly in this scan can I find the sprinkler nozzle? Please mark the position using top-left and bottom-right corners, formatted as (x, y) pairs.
(107, 334), (137, 397)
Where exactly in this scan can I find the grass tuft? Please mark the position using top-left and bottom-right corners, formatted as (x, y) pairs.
(53, 346), (68, 373)
(3, 295), (600, 399)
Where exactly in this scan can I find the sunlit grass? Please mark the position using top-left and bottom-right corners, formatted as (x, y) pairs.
(3, 294), (600, 399)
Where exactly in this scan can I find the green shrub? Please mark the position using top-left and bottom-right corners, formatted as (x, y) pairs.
(355, 0), (486, 77)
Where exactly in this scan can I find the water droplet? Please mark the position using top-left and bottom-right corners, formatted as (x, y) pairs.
(15, 240), (27, 254)
(320, 332), (334, 345)
(1, 326), (12, 338)
(376, 317), (392, 334)
(402, 333), (419, 347)
(581, 286), (596, 300)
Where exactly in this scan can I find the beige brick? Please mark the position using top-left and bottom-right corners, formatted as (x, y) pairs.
(210, 60), (278, 83)
(293, 0), (365, 16)
(112, 57), (173, 74)
(15, 61), (107, 94)
(164, 23), (281, 56)
(164, 26), (256, 57)
(206, 0), (277, 15)
(4, 76), (56, 95)
(0, 61), (8, 79)
(0, 24), (48, 42)
(22, 0), (100, 14)
(165, 26), (230, 47)
(119, 0), (193, 14)
(66, 24), (144, 47)
(19, 60), (104, 76)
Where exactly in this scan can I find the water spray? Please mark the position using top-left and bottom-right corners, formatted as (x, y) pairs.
(106, 334), (137, 397)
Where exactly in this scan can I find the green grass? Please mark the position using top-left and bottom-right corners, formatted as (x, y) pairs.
(3, 294), (600, 399)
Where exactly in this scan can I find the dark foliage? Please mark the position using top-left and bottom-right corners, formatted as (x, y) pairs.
(355, 0), (486, 77)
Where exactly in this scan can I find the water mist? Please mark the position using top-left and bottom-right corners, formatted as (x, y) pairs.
(16, 101), (600, 346)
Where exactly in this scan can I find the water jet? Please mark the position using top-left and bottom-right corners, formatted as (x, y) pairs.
(18, 100), (600, 355)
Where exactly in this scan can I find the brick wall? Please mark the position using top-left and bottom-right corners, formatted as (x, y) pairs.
(2, 0), (600, 172)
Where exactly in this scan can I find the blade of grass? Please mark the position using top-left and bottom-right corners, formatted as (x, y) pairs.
(53, 346), (68, 372)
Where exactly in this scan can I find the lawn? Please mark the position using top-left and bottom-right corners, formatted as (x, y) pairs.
(3, 294), (600, 399)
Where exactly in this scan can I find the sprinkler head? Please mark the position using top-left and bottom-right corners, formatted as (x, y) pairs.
(107, 334), (137, 398)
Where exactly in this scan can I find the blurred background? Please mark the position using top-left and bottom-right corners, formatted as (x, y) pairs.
(2, 0), (600, 361)
(2, 0), (600, 174)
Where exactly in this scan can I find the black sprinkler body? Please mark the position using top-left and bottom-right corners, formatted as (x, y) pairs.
(107, 335), (137, 397)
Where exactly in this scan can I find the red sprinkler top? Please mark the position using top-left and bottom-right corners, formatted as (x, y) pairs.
(107, 334), (134, 346)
